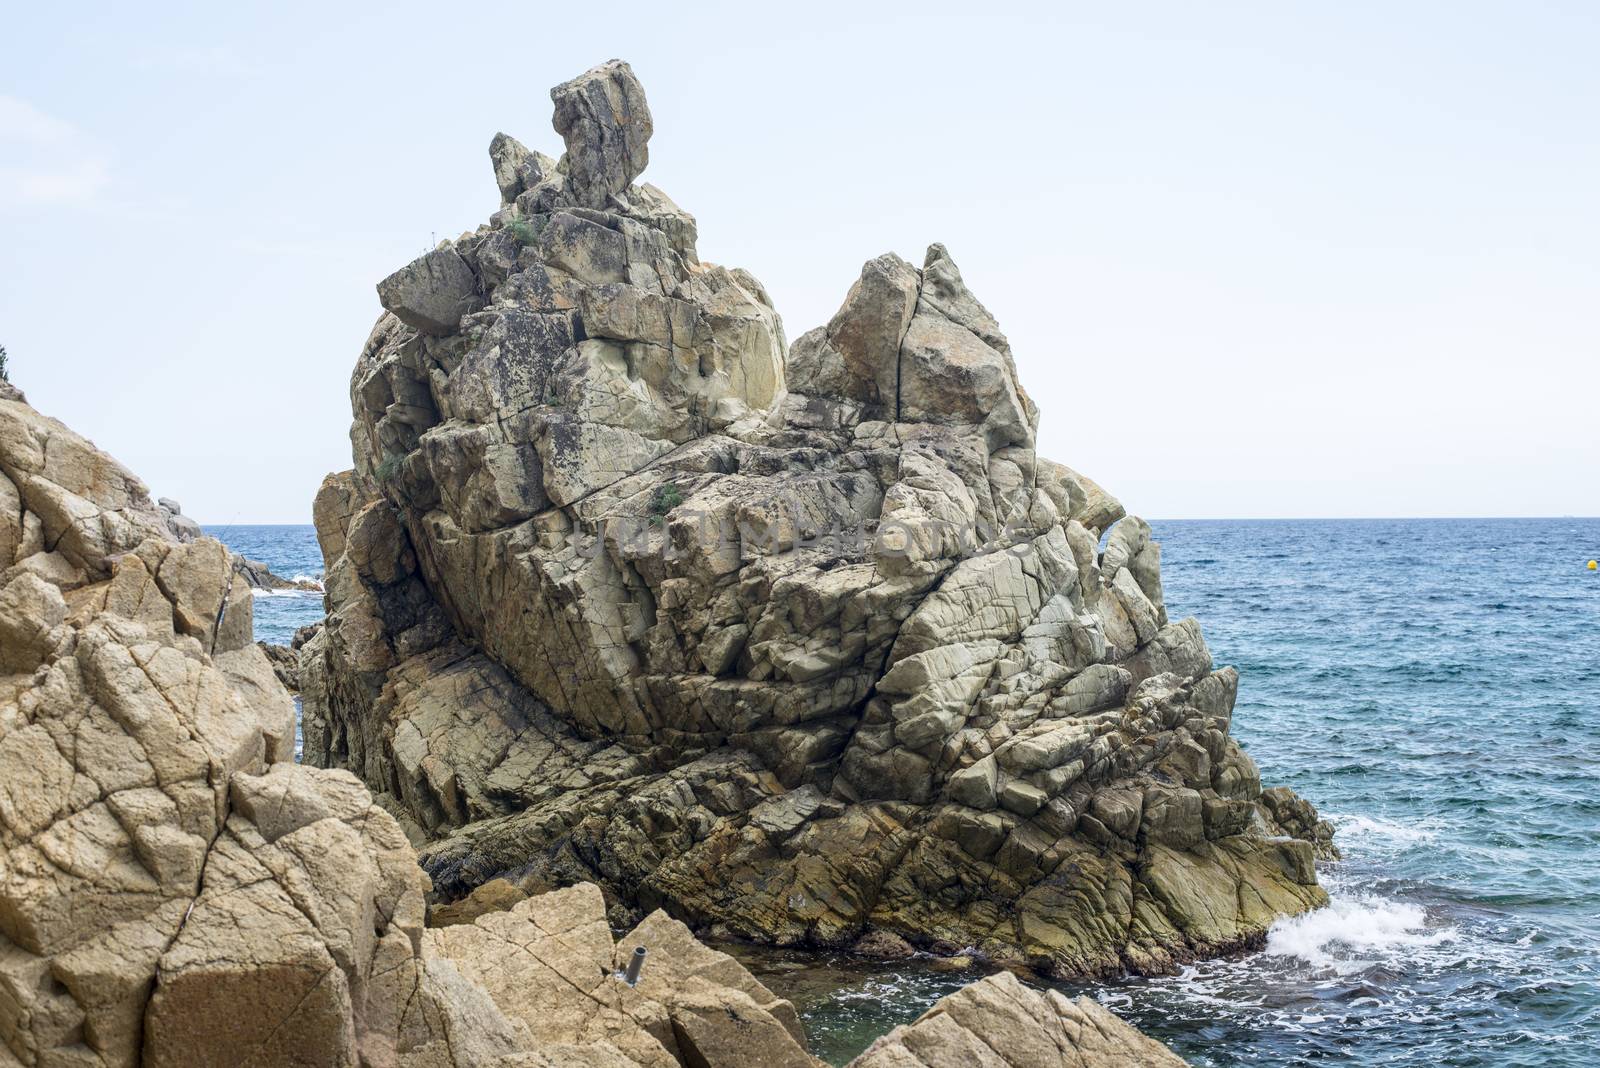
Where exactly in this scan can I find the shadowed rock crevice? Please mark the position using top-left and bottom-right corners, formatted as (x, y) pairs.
(301, 58), (1336, 982)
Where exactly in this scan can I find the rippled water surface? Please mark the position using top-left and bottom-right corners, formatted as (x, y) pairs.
(215, 519), (1600, 1065)
(207, 523), (327, 646)
(1116, 518), (1600, 1067)
(760, 519), (1600, 1066)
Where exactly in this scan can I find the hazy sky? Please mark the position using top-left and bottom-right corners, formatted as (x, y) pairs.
(3, 2), (1595, 522)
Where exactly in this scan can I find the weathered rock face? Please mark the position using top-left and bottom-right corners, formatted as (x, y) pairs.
(302, 59), (1335, 981)
(852, 971), (1186, 1067)
(418, 882), (821, 1068)
(154, 497), (202, 543)
(0, 394), (839, 1067)
(154, 496), (322, 594)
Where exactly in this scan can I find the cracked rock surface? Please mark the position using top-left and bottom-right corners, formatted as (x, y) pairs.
(851, 971), (1186, 1067)
(0, 393), (828, 1067)
(300, 57), (1337, 983)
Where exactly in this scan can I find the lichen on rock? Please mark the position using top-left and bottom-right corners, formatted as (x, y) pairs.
(300, 57), (1337, 985)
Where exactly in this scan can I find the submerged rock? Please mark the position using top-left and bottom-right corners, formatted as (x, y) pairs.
(232, 554), (322, 592)
(300, 58), (1336, 985)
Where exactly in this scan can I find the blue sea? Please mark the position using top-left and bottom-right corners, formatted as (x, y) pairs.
(207, 524), (326, 761)
(206, 524), (328, 646)
(209, 518), (1600, 1066)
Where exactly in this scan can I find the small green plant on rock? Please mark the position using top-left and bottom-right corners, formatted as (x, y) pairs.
(0, 344), (9, 383)
(505, 216), (539, 245)
(374, 453), (404, 485)
(649, 483), (684, 526)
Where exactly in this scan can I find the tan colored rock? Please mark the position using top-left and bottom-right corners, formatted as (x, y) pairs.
(0, 396), (171, 578)
(428, 876), (528, 927)
(345, 497), (413, 584)
(788, 253), (919, 415)
(152, 536), (247, 653)
(490, 131), (557, 206)
(0, 467), (21, 565)
(378, 247), (486, 336)
(848, 971), (1185, 1067)
(948, 755), (999, 810)
(423, 883), (822, 1067)
(897, 246), (1037, 450)
(616, 908), (811, 1054)
(4, 389), (867, 1067)
(313, 470), (359, 567)
(427, 885), (677, 1065)
(0, 571), (65, 671)
(552, 59), (653, 209)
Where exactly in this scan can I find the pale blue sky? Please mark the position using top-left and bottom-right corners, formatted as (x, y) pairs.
(3, 1), (1596, 522)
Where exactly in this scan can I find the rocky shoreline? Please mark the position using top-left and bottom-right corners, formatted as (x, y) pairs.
(2, 388), (1183, 1068)
(299, 55), (1334, 985)
(0, 57), (1337, 1068)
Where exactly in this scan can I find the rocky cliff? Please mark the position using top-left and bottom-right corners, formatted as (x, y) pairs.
(301, 58), (1335, 981)
(0, 391), (1188, 1068)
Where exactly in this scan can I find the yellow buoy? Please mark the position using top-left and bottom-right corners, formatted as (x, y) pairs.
(1590, 560), (1599, 570)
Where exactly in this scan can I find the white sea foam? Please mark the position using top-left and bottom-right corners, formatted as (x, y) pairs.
(250, 586), (323, 598)
(1327, 812), (1442, 849)
(1264, 893), (1454, 973)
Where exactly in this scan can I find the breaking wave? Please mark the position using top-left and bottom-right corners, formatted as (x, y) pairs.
(1263, 891), (1455, 974)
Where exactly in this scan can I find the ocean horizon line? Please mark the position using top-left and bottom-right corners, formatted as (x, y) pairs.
(198, 514), (1600, 528)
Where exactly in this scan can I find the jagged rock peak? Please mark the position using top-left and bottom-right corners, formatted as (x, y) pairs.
(310, 58), (1336, 986)
(469, 59), (662, 223)
(0, 397), (1192, 1066)
(786, 241), (1037, 448)
(488, 130), (557, 207)
(551, 58), (654, 208)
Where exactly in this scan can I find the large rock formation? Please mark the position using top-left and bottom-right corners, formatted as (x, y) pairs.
(301, 58), (1335, 981)
(0, 393), (831, 1066)
(0, 392), (1193, 1068)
